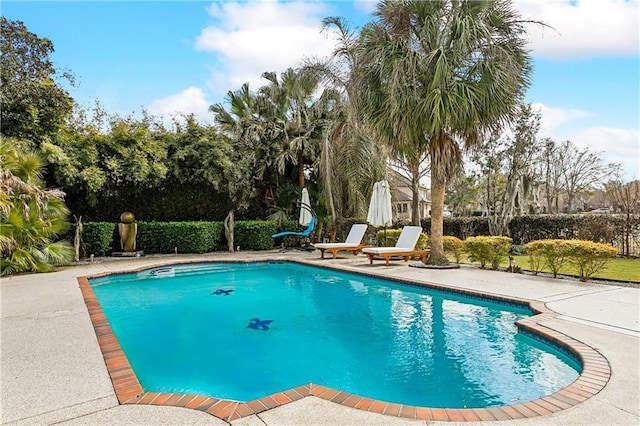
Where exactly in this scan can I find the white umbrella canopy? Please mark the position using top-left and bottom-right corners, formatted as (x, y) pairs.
(367, 181), (380, 225)
(378, 180), (393, 227)
(367, 180), (393, 228)
(299, 187), (312, 226)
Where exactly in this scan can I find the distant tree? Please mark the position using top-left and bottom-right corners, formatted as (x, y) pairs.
(390, 151), (430, 225)
(541, 138), (564, 213)
(555, 140), (622, 212)
(0, 137), (74, 275)
(605, 180), (640, 257)
(0, 17), (74, 143)
(606, 180), (640, 214)
(472, 134), (507, 217)
(445, 174), (481, 217)
(489, 103), (545, 235)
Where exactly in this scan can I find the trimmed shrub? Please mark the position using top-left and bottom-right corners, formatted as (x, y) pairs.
(524, 239), (618, 281)
(443, 236), (464, 263)
(81, 222), (117, 256)
(137, 221), (223, 254)
(565, 240), (618, 282)
(463, 236), (512, 269)
(234, 221), (277, 251)
(524, 239), (568, 278)
(376, 228), (428, 249)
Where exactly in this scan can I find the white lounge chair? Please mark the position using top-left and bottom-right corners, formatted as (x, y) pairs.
(313, 224), (369, 259)
(362, 225), (430, 266)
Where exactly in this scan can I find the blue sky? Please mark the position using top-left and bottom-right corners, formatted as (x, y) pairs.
(4, 0), (639, 180)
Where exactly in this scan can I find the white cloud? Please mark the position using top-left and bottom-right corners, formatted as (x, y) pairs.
(515, 0), (639, 58)
(352, 0), (377, 14)
(146, 86), (212, 123)
(531, 102), (592, 133)
(572, 126), (640, 180)
(195, 0), (337, 94)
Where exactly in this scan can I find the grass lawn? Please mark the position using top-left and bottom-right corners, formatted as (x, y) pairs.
(460, 255), (640, 283)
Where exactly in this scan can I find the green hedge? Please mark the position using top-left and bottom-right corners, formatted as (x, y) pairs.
(421, 217), (491, 240)
(80, 220), (283, 256)
(81, 222), (117, 256)
(136, 221), (224, 254)
(233, 221), (277, 251)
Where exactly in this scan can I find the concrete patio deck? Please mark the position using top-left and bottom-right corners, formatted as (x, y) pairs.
(1, 251), (638, 425)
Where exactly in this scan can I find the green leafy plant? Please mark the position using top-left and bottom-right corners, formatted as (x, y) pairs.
(565, 240), (618, 282)
(1, 138), (74, 275)
(524, 239), (569, 278)
(463, 236), (512, 270)
(443, 236), (464, 263)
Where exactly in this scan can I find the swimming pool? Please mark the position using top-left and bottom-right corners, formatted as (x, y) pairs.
(89, 261), (580, 410)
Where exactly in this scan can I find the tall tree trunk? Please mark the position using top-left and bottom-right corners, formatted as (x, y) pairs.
(321, 128), (339, 240)
(410, 158), (421, 226)
(428, 176), (449, 265)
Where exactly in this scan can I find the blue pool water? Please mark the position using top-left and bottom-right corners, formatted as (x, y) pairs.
(90, 262), (580, 408)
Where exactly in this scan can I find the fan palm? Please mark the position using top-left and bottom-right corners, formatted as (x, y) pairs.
(1, 138), (74, 275)
(356, 0), (532, 264)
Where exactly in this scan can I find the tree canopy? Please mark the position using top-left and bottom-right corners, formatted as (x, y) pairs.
(355, 0), (533, 264)
(0, 17), (74, 143)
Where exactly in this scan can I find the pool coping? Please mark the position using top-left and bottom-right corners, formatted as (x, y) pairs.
(77, 259), (611, 423)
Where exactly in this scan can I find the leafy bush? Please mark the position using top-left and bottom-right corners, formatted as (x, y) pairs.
(137, 221), (223, 254)
(524, 239), (618, 281)
(463, 236), (512, 269)
(443, 236), (464, 263)
(566, 240), (618, 282)
(81, 222), (117, 256)
(524, 239), (568, 278)
(376, 228), (428, 249)
(234, 221), (277, 250)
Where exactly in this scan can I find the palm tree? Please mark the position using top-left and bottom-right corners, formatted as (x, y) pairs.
(356, 0), (533, 264)
(1, 137), (74, 275)
(307, 17), (389, 227)
(259, 68), (325, 188)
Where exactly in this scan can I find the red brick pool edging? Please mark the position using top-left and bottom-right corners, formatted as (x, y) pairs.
(77, 260), (611, 423)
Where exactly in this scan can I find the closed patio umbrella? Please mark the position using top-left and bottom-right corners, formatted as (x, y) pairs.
(367, 180), (393, 242)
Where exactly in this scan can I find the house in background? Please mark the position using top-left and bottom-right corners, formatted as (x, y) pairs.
(389, 170), (431, 222)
